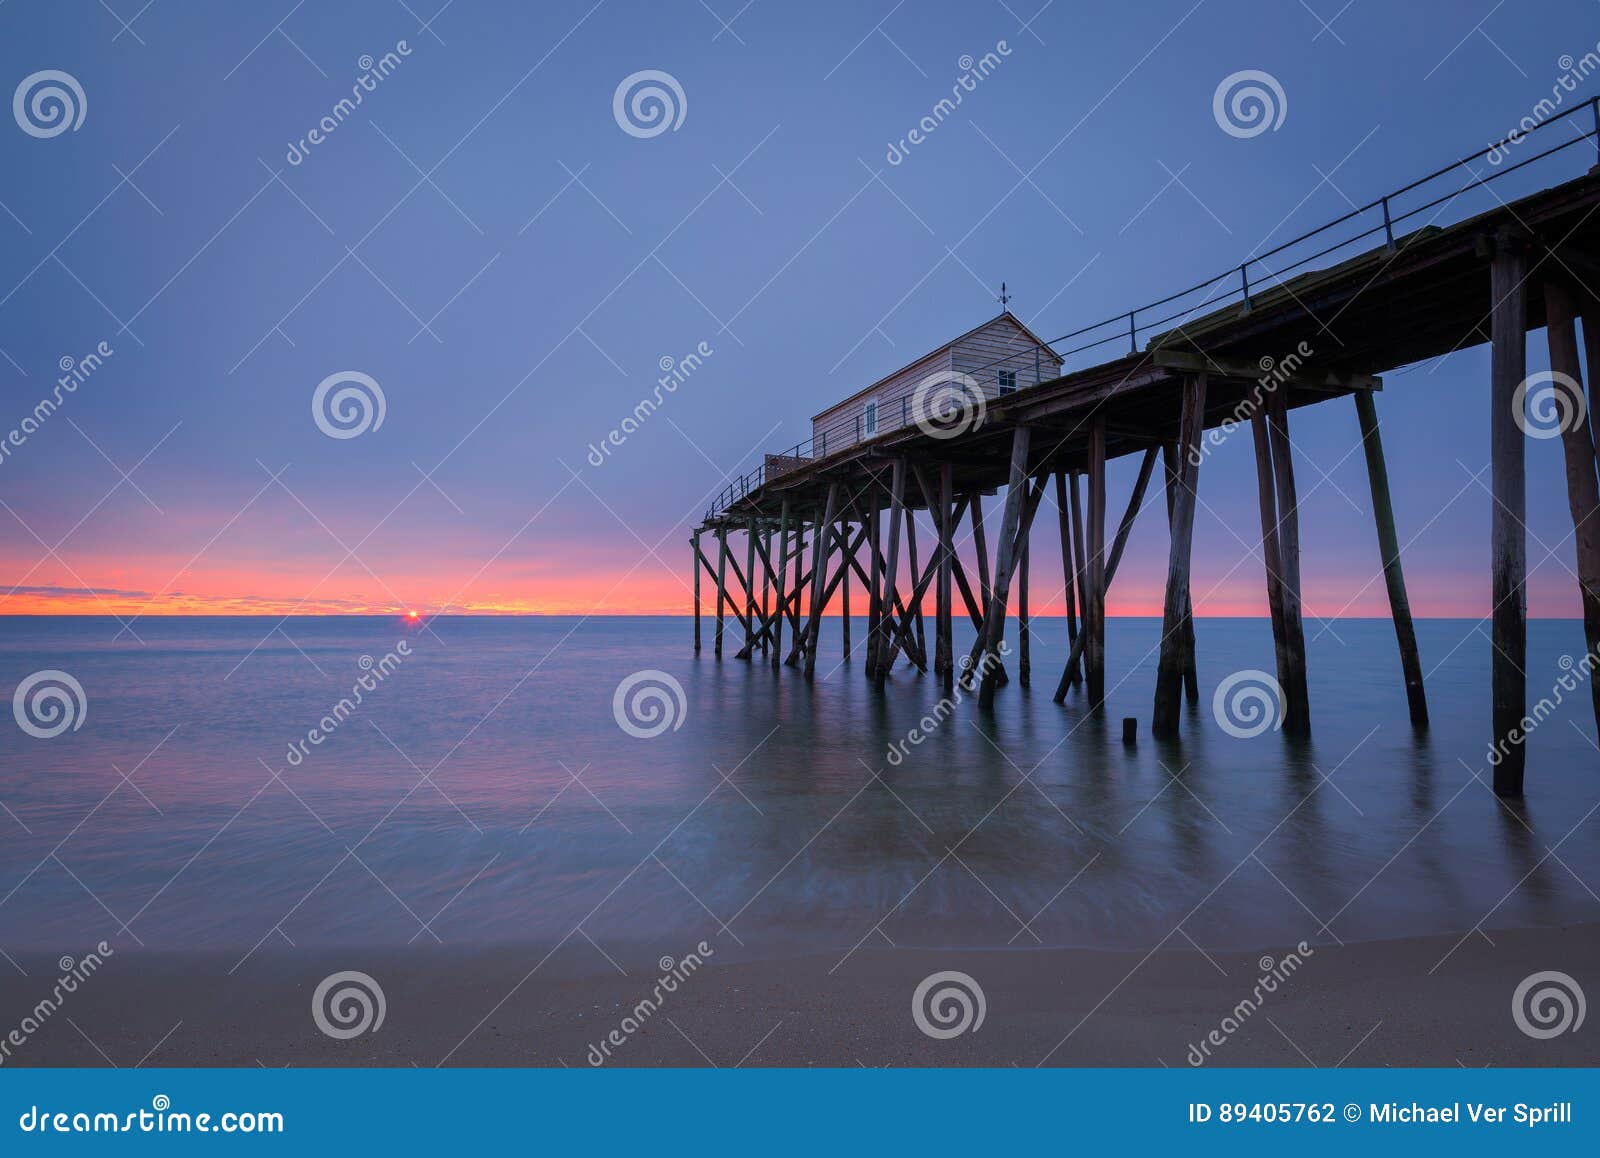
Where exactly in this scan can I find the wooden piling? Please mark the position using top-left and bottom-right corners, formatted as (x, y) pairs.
(1070, 471), (1089, 689)
(978, 427), (1033, 707)
(1086, 418), (1108, 711)
(803, 485), (842, 676)
(1352, 390), (1429, 726)
(875, 460), (907, 688)
(772, 502), (789, 667)
(1542, 279), (1600, 737)
(1161, 443), (1198, 702)
(1019, 536), (1031, 688)
(692, 533), (702, 653)
(867, 496), (882, 679)
(1249, 416), (1292, 701)
(743, 518), (757, 659)
(760, 524), (772, 656)
(907, 510), (927, 668)
(1266, 385), (1311, 735)
(971, 498), (991, 614)
(1054, 448), (1158, 703)
(1153, 375), (1205, 735)
(1054, 472), (1081, 696)
(938, 463), (955, 688)
(715, 527), (728, 659)
(1489, 231), (1528, 795)
(840, 513), (853, 660)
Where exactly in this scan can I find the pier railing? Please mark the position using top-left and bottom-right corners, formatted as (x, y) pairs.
(705, 96), (1600, 522)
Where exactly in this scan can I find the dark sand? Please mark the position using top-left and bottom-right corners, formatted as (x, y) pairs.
(4, 924), (1595, 1067)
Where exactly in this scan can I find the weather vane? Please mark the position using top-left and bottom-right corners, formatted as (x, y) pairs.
(997, 281), (1011, 308)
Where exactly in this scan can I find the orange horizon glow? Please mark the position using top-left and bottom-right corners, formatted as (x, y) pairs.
(1, 555), (1583, 619)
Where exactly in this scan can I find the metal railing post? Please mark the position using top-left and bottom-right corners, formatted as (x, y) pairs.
(1381, 196), (1395, 250)
(1127, 311), (1137, 354)
(1592, 95), (1600, 168)
(1240, 263), (1252, 312)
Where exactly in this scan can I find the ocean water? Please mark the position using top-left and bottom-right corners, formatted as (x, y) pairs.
(1, 615), (1597, 964)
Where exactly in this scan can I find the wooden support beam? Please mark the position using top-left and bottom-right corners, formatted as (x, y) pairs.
(867, 496), (882, 679)
(1161, 443), (1199, 702)
(1086, 419), (1108, 711)
(939, 464), (955, 687)
(875, 460), (907, 688)
(1153, 375), (1206, 735)
(1153, 348), (1383, 393)
(840, 517), (853, 660)
(785, 514), (819, 667)
(1054, 472), (1080, 696)
(978, 427), (1032, 708)
(743, 518), (757, 659)
(972, 497), (992, 613)
(738, 525), (792, 657)
(1490, 233), (1529, 795)
(715, 527), (728, 659)
(803, 485), (843, 676)
(1580, 297), (1600, 466)
(1353, 390), (1430, 727)
(908, 513), (927, 669)
(1019, 536), (1031, 688)
(1544, 278), (1600, 736)
(692, 533), (702, 653)
(761, 524), (772, 657)
(772, 501), (789, 667)
(1266, 383), (1311, 735)
(1054, 447), (1159, 703)
(1070, 471), (1089, 689)
(1249, 416), (1292, 703)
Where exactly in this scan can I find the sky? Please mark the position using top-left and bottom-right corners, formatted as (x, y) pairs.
(2, 0), (1599, 618)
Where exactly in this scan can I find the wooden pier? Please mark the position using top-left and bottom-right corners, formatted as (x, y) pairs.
(693, 105), (1600, 797)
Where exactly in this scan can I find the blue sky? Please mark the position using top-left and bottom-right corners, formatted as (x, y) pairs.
(1, 0), (1598, 616)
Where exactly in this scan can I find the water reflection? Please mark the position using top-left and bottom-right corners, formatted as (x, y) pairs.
(0, 615), (1596, 960)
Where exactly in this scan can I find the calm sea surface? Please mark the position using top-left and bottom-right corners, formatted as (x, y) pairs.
(1, 615), (1597, 961)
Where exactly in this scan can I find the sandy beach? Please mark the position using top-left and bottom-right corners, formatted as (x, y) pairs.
(4, 923), (1594, 1068)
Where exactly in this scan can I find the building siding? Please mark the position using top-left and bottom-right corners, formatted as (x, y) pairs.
(808, 315), (1062, 454)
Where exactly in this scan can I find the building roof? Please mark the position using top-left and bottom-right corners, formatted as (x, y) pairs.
(810, 311), (1063, 421)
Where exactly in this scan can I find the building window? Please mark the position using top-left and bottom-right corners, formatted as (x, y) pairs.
(862, 399), (878, 436)
(998, 369), (1017, 394)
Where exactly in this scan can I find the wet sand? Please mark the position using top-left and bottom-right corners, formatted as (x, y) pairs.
(4, 923), (1595, 1067)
